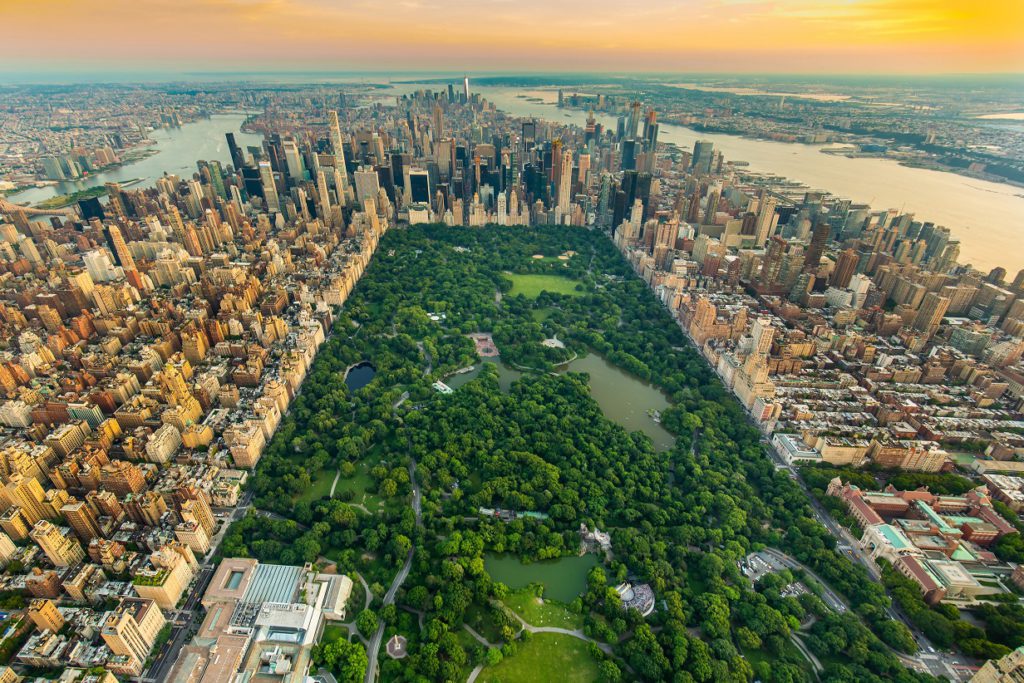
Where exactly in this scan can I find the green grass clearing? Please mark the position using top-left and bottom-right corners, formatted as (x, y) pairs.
(531, 307), (555, 322)
(502, 589), (583, 630)
(293, 468), (338, 505)
(321, 624), (350, 643)
(506, 273), (583, 299)
(477, 632), (602, 683)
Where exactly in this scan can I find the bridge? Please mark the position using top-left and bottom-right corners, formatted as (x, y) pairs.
(0, 197), (75, 218)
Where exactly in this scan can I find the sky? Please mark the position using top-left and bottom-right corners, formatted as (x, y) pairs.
(2, 0), (1022, 76)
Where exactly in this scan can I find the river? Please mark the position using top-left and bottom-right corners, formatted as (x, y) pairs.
(381, 82), (1024, 272)
(7, 113), (263, 205)
(12, 82), (1022, 272)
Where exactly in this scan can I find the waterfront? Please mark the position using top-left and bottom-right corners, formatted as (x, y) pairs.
(386, 82), (1024, 272)
(7, 112), (262, 205)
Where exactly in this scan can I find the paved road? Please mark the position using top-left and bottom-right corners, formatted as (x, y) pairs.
(365, 460), (422, 682)
(760, 439), (971, 680)
(143, 490), (254, 683)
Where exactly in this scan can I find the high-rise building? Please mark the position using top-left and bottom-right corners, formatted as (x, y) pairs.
(830, 248), (860, 288)
(258, 161), (279, 212)
(102, 597), (166, 675)
(28, 598), (65, 632)
(4, 474), (52, 525)
(105, 225), (136, 272)
(804, 222), (831, 273)
(691, 140), (715, 175)
(62, 500), (103, 543)
(30, 520), (86, 567)
(913, 292), (951, 335)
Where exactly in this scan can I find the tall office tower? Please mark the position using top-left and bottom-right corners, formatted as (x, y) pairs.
(642, 108), (659, 150)
(354, 166), (380, 205)
(463, 76), (470, 101)
(703, 189), (720, 224)
(30, 520), (85, 567)
(105, 225), (136, 272)
(408, 168), (430, 203)
(5, 474), (51, 525)
(101, 598), (166, 673)
(577, 154), (591, 188)
(754, 195), (779, 247)
(759, 236), (788, 286)
(913, 292), (951, 335)
(830, 248), (859, 288)
(61, 500), (102, 543)
(627, 101), (642, 139)
(432, 103), (444, 138)
(316, 170), (332, 221)
(557, 149), (573, 216)
(226, 133), (245, 169)
(282, 139), (305, 182)
(691, 140), (715, 174)
(257, 161), (279, 211)
(803, 222), (831, 273)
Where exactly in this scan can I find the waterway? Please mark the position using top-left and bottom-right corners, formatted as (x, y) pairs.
(484, 553), (598, 603)
(559, 354), (675, 451)
(7, 113), (263, 205)
(383, 82), (1024, 272)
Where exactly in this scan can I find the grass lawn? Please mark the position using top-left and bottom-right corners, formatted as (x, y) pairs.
(293, 468), (337, 505)
(506, 273), (582, 299)
(502, 589), (583, 630)
(321, 624), (350, 643)
(332, 455), (385, 512)
(531, 307), (555, 322)
(478, 633), (602, 683)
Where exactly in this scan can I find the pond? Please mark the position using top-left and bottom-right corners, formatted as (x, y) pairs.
(443, 357), (523, 392)
(344, 362), (376, 391)
(484, 553), (599, 603)
(559, 354), (675, 451)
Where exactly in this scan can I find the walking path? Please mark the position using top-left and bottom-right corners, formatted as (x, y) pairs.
(365, 460), (421, 682)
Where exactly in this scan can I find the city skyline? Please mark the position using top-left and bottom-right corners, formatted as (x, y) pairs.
(2, 0), (1023, 76)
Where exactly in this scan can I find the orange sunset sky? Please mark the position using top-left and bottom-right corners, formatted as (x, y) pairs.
(2, 0), (1022, 74)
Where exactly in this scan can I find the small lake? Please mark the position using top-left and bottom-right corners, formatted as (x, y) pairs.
(444, 357), (523, 392)
(485, 553), (599, 603)
(344, 362), (376, 391)
(560, 354), (675, 451)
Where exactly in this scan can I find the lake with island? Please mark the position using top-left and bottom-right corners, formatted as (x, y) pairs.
(559, 354), (675, 451)
(484, 553), (598, 603)
(445, 353), (675, 450)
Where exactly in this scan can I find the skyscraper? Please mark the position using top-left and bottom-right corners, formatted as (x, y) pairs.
(258, 161), (279, 211)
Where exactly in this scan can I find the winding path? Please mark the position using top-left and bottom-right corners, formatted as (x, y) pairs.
(364, 460), (422, 682)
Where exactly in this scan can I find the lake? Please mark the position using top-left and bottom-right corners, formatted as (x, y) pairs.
(443, 357), (523, 392)
(8, 113), (263, 205)
(344, 362), (376, 391)
(485, 553), (598, 603)
(559, 354), (675, 451)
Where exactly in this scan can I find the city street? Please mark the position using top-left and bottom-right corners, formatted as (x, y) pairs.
(139, 490), (255, 683)
(759, 438), (975, 680)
